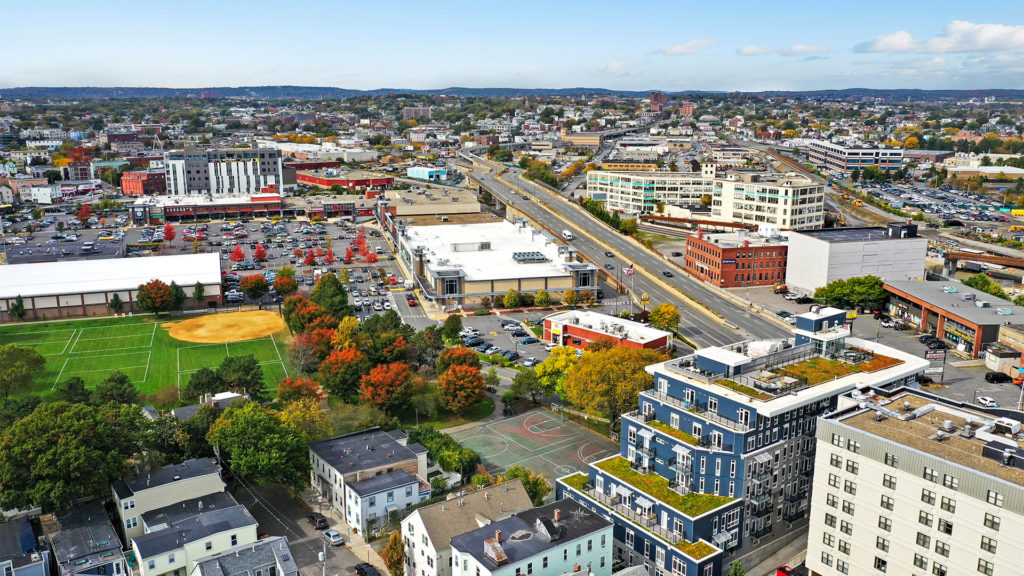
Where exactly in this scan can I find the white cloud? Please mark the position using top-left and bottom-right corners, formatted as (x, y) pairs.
(588, 60), (631, 74)
(660, 38), (717, 55)
(737, 44), (829, 56)
(855, 21), (1024, 53)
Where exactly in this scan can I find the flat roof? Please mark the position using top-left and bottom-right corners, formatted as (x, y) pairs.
(838, 392), (1024, 489)
(792, 227), (899, 243)
(546, 310), (671, 344)
(309, 429), (426, 474)
(402, 221), (575, 282)
(384, 188), (478, 206)
(696, 230), (788, 249)
(132, 195), (281, 208)
(112, 457), (221, 500)
(49, 501), (123, 566)
(348, 469), (418, 497)
(0, 253), (222, 300)
(132, 506), (256, 558)
(885, 280), (1024, 327)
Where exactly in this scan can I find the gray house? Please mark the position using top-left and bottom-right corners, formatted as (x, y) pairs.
(0, 517), (50, 576)
(45, 501), (127, 576)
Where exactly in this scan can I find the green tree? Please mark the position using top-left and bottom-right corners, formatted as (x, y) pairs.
(192, 281), (205, 309)
(441, 314), (463, 340)
(484, 366), (500, 391)
(850, 168), (860, 182)
(535, 347), (579, 399)
(648, 303), (681, 331)
(561, 347), (668, 433)
(184, 367), (223, 403)
(499, 465), (551, 505)
(725, 560), (746, 576)
(95, 369), (138, 405)
(0, 401), (151, 511)
(207, 402), (309, 492)
(277, 265), (297, 279)
(8, 295), (26, 322)
(813, 276), (888, 309)
(0, 344), (45, 398)
(510, 368), (547, 403)
(309, 273), (352, 318)
(108, 293), (124, 314)
(169, 281), (187, 311)
(962, 273), (1008, 300)
(217, 355), (267, 401)
(534, 289), (551, 307)
(380, 531), (406, 576)
(54, 376), (90, 404)
(562, 288), (579, 307)
(619, 218), (638, 236)
(503, 289), (521, 309)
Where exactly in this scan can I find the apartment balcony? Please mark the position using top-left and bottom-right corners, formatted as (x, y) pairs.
(583, 487), (686, 544)
(629, 459), (654, 475)
(750, 524), (773, 538)
(669, 458), (693, 476)
(625, 410), (655, 424)
(750, 505), (772, 519)
(783, 509), (806, 523)
(749, 491), (772, 507)
(633, 442), (656, 460)
(784, 490), (807, 504)
(668, 480), (691, 497)
(645, 390), (752, 432)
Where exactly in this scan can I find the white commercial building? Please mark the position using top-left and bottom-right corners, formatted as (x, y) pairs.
(27, 184), (60, 204)
(586, 167), (825, 229)
(402, 480), (533, 576)
(806, 390), (1024, 576)
(785, 223), (927, 295)
(806, 139), (903, 175)
(450, 500), (613, 576)
(164, 148), (282, 196)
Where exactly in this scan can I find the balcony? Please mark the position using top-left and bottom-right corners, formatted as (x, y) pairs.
(645, 390), (752, 433)
(750, 524), (773, 538)
(634, 442), (656, 460)
(783, 509), (805, 523)
(668, 480), (691, 496)
(629, 459), (653, 475)
(584, 487), (686, 544)
(750, 505), (772, 519)
(749, 491), (772, 507)
(784, 491), (807, 504)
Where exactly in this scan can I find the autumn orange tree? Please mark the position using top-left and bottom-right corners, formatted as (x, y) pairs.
(318, 348), (370, 400)
(359, 362), (411, 415)
(561, 347), (668, 432)
(293, 327), (334, 363)
(135, 279), (174, 314)
(273, 276), (298, 297)
(281, 297), (337, 334)
(162, 224), (176, 243)
(239, 274), (269, 302)
(437, 364), (485, 414)
(435, 347), (481, 375)
(276, 377), (326, 403)
(230, 245), (246, 263)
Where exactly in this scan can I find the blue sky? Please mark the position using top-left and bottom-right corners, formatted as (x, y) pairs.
(4, 0), (1023, 90)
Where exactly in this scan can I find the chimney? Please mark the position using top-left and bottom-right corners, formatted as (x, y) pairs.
(697, 229), (703, 240)
(574, 564), (581, 572)
(743, 240), (749, 248)
(494, 530), (502, 543)
(553, 509), (561, 522)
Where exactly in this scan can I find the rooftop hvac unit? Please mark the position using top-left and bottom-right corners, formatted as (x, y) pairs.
(996, 308), (1013, 315)
(976, 301), (990, 308)
(961, 293), (975, 301)
(943, 286), (957, 293)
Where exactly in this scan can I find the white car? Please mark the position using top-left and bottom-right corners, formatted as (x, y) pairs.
(323, 529), (344, 546)
(977, 396), (998, 408)
(383, 301), (392, 310)
(783, 292), (799, 301)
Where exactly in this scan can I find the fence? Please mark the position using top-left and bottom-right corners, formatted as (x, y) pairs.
(547, 403), (612, 436)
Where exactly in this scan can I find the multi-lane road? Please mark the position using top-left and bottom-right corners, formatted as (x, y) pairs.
(462, 151), (789, 348)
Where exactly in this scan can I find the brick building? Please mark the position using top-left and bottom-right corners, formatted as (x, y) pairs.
(543, 310), (673, 351)
(684, 228), (789, 288)
(296, 169), (393, 190)
(120, 169), (166, 196)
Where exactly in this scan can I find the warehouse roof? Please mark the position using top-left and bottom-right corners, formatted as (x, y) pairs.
(0, 253), (222, 300)
(885, 280), (1024, 326)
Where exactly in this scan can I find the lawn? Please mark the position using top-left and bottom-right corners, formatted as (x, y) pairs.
(328, 393), (495, 433)
(595, 457), (735, 518)
(774, 351), (903, 386)
(0, 314), (292, 403)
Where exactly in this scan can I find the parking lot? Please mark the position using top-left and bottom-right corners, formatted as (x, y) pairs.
(853, 181), (1015, 228)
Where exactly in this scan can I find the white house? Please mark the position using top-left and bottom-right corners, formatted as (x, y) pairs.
(132, 505), (258, 576)
(346, 469), (430, 535)
(450, 501), (613, 576)
(190, 536), (298, 576)
(402, 480), (533, 576)
(111, 457), (226, 540)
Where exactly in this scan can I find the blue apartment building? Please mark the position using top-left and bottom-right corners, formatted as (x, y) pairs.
(557, 307), (927, 576)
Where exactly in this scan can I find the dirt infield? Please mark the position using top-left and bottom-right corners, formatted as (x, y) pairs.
(165, 311), (286, 343)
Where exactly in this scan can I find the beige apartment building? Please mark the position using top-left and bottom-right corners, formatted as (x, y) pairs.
(111, 457), (226, 540)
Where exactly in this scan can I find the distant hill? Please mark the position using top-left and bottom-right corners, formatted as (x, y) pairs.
(0, 85), (1020, 101)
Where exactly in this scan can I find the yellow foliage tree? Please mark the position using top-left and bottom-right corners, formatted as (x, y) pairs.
(561, 347), (669, 432)
(278, 397), (333, 443)
(903, 136), (920, 149)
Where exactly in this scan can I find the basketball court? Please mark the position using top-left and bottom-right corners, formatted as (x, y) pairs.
(450, 407), (620, 484)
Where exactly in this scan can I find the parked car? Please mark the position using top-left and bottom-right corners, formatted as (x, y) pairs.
(503, 350), (520, 361)
(511, 329), (529, 338)
(985, 372), (1013, 384)
(795, 296), (814, 305)
(520, 337), (540, 345)
(522, 357), (538, 367)
(463, 336), (484, 347)
(307, 513), (328, 529)
(976, 396), (998, 408)
(323, 529), (345, 546)
(783, 292), (799, 301)
(926, 340), (947, 350)
(670, 251), (683, 257)
(354, 564), (380, 576)
(919, 335), (939, 344)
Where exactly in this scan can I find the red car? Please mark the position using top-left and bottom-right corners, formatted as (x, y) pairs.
(408, 298), (416, 307)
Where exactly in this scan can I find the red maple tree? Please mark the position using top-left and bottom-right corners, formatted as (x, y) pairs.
(253, 244), (268, 262)
(293, 248), (303, 259)
(76, 204), (91, 222)
(318, 348), (370, 399)
(162, 223), (176, 243)
(293, 327), (334, 361)
(359, 362), (411, 415)
(276, 377), (326, 403)
(273, 276), (298, 296)
(323, 250), (335, 264)
(437, 364), (486, 414)
(366, 253), (378, 264)
(230, 245), (246, 262)
(316, 248), (325, 258)
(303, 249), (317, 267)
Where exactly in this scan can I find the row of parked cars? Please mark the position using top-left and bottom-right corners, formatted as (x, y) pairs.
(304, 514), (380, 576)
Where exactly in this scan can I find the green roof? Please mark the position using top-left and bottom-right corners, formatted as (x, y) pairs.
(595, 457), (734, 518)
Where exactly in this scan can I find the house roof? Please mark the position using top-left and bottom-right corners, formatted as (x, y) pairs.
(450, 500), (610, 567)
(132, 505), (256, 558)
(49, 501), (124, 567)
(112, 458), (222, 500)
(348, 470), (419, 498)
(407, 480), (533, 554)
(308, 429), (425, 474)
(192, 536), (297, 576)
(0, 517), (44, 569)
(141, 492), (236, 531)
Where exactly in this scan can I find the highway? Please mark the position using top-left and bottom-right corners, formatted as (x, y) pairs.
(462, 151), (789, 348)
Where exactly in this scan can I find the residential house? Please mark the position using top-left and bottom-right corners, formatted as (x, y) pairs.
(45, 501), (128, 576)
(132, 505), (258, 576)
(190, 536), (298, 576)
(111, 458), (226, 540)
(346, 470), (431, 536)
(402, 480), (533, 576)
(0, 517), (50, 576)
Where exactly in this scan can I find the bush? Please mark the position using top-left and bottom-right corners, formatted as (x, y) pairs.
(473, 310), (492, 316)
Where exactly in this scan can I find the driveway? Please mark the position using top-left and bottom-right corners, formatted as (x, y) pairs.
(230, 482), (361, 576)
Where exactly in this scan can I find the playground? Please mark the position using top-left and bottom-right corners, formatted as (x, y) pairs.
(450, 407), (619, 484)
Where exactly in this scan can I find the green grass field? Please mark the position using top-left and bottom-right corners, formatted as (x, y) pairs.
(0, 314), (292, 400)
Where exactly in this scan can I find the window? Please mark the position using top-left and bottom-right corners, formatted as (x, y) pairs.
(940, 496), (956, 513)
(830, 454), (843, 468)
(824, 513), (837, 528)
(836, 560), (849, 574)
(828, 473), (840, 488)
(986, 490), (1003, 507)
(934, 541), (949, 557)
(831, 433), (843, 447)
(542, 557), (548, 569)
(601, 534), (606, 548)
(527, 563), (533, 575)
(822, 533), (834, 548)
(923, 467), (938, 482)
(231, 535), (237, 546)
(843, 480), (856, 496)
(876, 536), (889, 552)
(406, 486), (413, 498)
(625, 530), (634, 547)
(879, 495), (893, 511)
(587, 539), (592, 552)
(841, 498), (856, 515)
(942, 474), (958, 490)
(884, 452), (899, 467)
(369, 496), (376, 507)
(933, 563), (948, 576)
(916, 532), (931, 549)
(838, 540), (850, 555)
(922, 489), (936, 505)
(827, 494), (838, 508)
(919, 511), (933, 527)
(148, 562), (155, 571)
(846, 439), (860, 453)
(821, 552), (833, 567)
(563, 550), (567, 562)
(845, 460), (859, 475)
(977, 559), (994, 576)
(938, 519), (953, 535)
(984, 513), (1000, 531)
(914, 554), (929, 570)
(840, 520), (852, 535)
(878, 516), (891, 531)
(122, 500), (136, 511)
(205, 542), (212, 551)
(168, 554), (175, 564)
(576, 543), (581, 557)
(882, 474), (897, 489)
(125, 517), (137, 529)
(981, 535), (997, 553)
(873, 557), (887, 572)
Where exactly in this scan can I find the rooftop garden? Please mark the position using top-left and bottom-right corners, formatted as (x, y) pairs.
(595, 457), (734, 518)
(562, 473), (588, 491)
(648, 420), (700, 446)
(715, 379), (773, 400)
(774, 351), (902, 386)
(675, 540), (717, 560)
